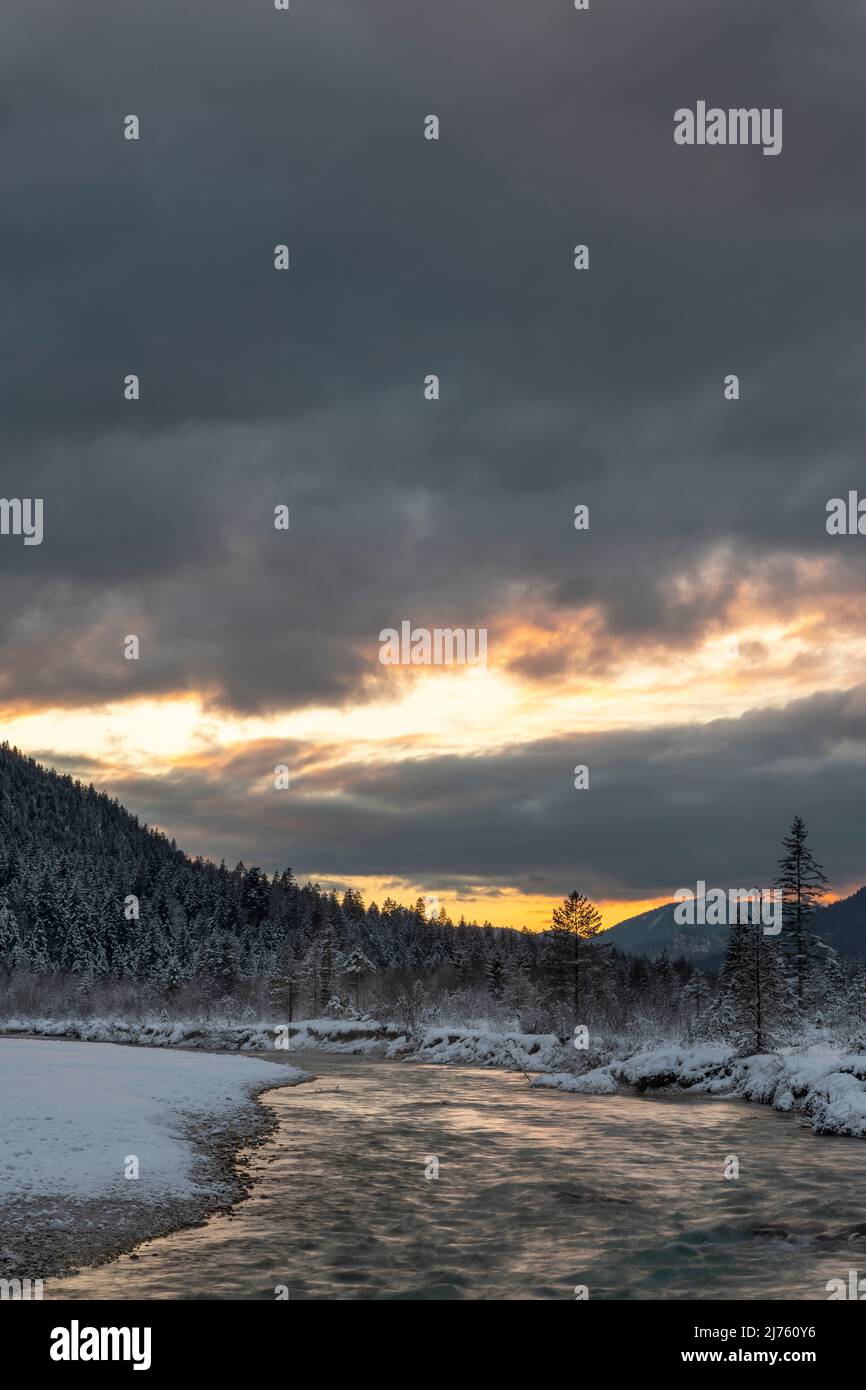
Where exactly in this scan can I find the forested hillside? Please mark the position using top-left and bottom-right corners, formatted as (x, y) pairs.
(0, 744), (700, 1029)
(2, 744), (864, 1050)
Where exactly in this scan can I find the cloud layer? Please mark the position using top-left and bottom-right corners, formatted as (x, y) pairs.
(3, 0), (864, 912)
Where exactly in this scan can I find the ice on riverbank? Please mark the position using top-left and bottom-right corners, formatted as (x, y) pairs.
(0, 1037), (308, 1278)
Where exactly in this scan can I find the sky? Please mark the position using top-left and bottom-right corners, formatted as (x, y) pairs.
(2, 0), (865, 929)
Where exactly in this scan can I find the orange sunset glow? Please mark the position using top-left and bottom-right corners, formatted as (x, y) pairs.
(5, 586), (864, 930)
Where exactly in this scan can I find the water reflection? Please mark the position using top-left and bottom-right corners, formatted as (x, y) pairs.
(48, 1051), (866, 1300)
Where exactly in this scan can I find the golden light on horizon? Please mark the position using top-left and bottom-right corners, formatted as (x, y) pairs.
(4, 597), (865, 773)
(2, 591), (862, 930)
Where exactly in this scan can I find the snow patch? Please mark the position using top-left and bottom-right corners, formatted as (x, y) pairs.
(409, 1027), (563, 1070)
(0, 1014), (406, 1056)
(532, 1067), (618, 1095)
(0, 1037), (306, 1203)
(534, 1039), (866, 1139)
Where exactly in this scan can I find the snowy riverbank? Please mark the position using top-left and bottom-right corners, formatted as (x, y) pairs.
(0, 1013), (568, 1070)
(0, 1037), (308, 1280)
(533, 1041), (866, 1138)
(409, 1028), (866, 1139)
(0, 1013), (408, 1054)
(5, 1014), (866, 1145)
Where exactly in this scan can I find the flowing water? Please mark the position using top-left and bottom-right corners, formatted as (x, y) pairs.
(47, 1051), (866, 1300)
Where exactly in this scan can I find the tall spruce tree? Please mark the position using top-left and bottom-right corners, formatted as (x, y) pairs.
(718, 888), (787, 1053)
(544, 890), (603, 1024)
(776, 816), (828, 1009)
(682, 967), (705, 1026)
(338, 946), (375, 1011)
(269, 941), (300, 1021)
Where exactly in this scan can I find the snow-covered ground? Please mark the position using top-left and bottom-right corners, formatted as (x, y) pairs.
(0, 1013), (407, 1054)
(403, 1026), (565, 1071)
(533, 1041), (866, 1138)
(0, 1037), (308, 1278)
(0, 1013), (570, 1069)
(5, 1015), (866, 1142)
(0, 1037), (306, 1201)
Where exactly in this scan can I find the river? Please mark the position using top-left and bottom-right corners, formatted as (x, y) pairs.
(47, 1050), (866, 1300)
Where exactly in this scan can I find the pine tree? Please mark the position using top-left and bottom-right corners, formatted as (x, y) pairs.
(0, 900), (21, 981)
(338, 946), (375, 1011)
(319, 925), (335, 1010)
(484, 957), (505, 1000)
(718, 889), (788, 1053)
(502, 953), (536, 1017)
(160, 956), (183, 999)
(683, 967), (705, 1025)
(300, 937), (323, 1018)
(843, 966), (866, 1047)
(205, 932), (239, 997)
(776, 816), (828, 1009)
(269, 941), (300, 1021)
(544, 890), (603, 1024)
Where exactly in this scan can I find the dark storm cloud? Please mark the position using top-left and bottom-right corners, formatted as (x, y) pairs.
(40, 682), (866, 902)
(2, 0), (865, 711)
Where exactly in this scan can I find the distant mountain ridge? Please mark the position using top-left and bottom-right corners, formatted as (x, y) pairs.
(605, 888), (866, 966)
